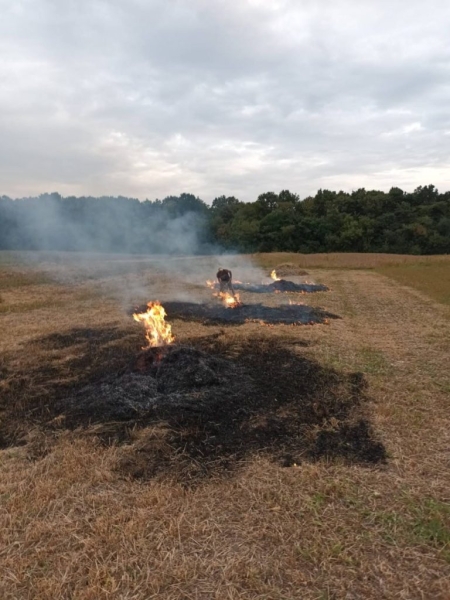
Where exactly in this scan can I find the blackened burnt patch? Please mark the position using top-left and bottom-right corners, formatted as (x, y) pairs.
(62, 337), (384, 480)
(1, 328), (385, 482)
(131, 301), (339, 326)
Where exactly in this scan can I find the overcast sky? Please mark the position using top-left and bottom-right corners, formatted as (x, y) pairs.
(1, 0), (449, 202)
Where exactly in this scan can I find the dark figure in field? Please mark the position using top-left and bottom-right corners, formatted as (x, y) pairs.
(216, 268), (236, 296)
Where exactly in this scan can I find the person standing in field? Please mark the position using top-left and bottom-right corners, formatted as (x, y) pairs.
(216, 267), (236, 297)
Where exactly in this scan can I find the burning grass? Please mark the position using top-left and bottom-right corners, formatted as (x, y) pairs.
(133, 301), (175, 347)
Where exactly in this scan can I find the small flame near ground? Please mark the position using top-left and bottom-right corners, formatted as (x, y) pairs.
(271, 270), (280, 281)
(205, 280), (241, 308)
(133, 301), (175, 348)
(218, 291), (241, 308)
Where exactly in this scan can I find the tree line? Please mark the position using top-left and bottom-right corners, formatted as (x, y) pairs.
(1, 185), (449, 255)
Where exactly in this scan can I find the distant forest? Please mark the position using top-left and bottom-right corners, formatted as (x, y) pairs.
(1, 185), (449, 255)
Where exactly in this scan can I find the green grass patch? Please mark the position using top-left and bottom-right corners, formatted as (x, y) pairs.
(377, 263), (450, 306)
(370, 498), (450, 560)
(412, 499), (450, 550)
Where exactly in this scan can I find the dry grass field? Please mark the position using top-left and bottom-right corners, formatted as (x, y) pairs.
(1, 252), (449, 599)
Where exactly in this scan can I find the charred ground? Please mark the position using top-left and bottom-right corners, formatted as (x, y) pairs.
(131, 301), (339, 326)
(0, 323), (385, 483)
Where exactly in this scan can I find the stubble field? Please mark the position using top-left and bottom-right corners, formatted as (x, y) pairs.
(0, 252), (449, 599)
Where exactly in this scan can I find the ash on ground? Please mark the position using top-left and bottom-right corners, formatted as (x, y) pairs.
(132, 301), (339, 326)
(54, 336), (385, 482)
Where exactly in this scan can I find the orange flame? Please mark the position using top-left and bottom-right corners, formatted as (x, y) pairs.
(270, 269), (280, 281)
(219, 291), (241, 308)
(133, 301), (175, 348)
(206, 280), (241, 308)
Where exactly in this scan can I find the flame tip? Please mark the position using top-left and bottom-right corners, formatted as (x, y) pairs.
(133, 300), (175, 348)
(270, 269), (280, 281)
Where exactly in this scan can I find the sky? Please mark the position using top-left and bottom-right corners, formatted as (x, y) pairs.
(1, 0), (449, 203)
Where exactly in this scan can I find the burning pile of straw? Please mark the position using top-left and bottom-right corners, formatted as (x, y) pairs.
(133, 302), (175, 348)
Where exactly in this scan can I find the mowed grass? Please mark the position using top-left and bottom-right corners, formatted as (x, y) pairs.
(0, 252), (450, 599)
(256, 252), (450, 310)
(376, 262), (450, 306)
(255, 251), (450, 270)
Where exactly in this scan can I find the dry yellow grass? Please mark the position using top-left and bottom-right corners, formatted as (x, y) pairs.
(1, 253), (449, 599)
(376, 263), (450, 307)
(255, 251), (450, 270)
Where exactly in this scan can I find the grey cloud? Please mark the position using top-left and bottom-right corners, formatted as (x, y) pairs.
(1, 0), (449, 201)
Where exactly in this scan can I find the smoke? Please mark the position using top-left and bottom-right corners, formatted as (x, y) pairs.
(0, 192), (269, 310)
(0, 192), (213, 255)
(113, 253), (270, 310)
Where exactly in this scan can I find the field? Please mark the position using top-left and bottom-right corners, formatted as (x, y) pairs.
(1, 252), (449, 599)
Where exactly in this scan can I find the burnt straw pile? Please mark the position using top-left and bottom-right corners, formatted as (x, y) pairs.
(132, 301), (339, 326)
(60, 335), (383, 480)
